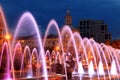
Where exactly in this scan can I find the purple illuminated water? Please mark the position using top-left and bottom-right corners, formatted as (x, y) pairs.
(111, 60), (117, 75)
(88, 61), (95, 76)
(98, 61), (105, 75)
(0, 6), (120, 80)
(78, 62), (84, 75)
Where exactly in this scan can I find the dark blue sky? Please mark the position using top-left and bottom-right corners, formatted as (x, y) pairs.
(0, 0), (120, 39)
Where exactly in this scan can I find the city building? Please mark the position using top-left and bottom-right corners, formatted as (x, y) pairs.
(106, 40), (120, 49)
(0, 12), (5, 51)
(44, 34), (59, 52)
(79, 19), (111, 43)
(65, 9), (72, 25)
(44, 9), (80, 53)
(16, 33), (39, 51)
(64, 9), (79, 33)
(15, 33), (60, 53)
(62, 9), (79, 53)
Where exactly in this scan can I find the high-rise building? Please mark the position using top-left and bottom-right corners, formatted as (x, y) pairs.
(79, 19), (111, 43)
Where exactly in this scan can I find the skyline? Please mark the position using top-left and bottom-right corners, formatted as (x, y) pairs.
(0, 0), (120, 39)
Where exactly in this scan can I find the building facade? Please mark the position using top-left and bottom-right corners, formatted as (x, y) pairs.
(79, 19), (111, 43)
(16, 34), (39, 52)
(0, 12), (5, 51)
(44, 34), (59, 52)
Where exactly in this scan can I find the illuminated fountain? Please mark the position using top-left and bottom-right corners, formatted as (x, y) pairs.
(0, 6), (120, 80)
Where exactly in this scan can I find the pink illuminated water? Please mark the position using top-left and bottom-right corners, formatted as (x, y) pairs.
(78, 62), (84, 75)
(88, 61), (95, 76)
(98, 61), (105, 75)
(0, 6), (120, 80)
(111, 60), (117, 75)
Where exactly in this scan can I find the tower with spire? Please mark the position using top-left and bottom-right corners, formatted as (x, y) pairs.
(65, 9), (72, 25)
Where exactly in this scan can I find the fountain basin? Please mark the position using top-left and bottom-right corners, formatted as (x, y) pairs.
(15, 74), (66, 80)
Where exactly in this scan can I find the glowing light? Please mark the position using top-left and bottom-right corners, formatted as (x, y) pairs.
(26, 75), (32, 78)
(98, 61), (105, 75)
(111, 60), (117, 75)
(55, 46), (60, 51)
(5, 34), (11, 40)
(88, 61), (95, 76)
(78, 62), (84, 74)
(91, 56), (93, 58)
(6, 78), (12, 80)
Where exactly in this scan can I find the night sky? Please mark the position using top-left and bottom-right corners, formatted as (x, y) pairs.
(0, 0), (120, 39)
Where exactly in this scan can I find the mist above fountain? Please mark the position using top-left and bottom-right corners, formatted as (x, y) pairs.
(0, 6), (120, 80)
